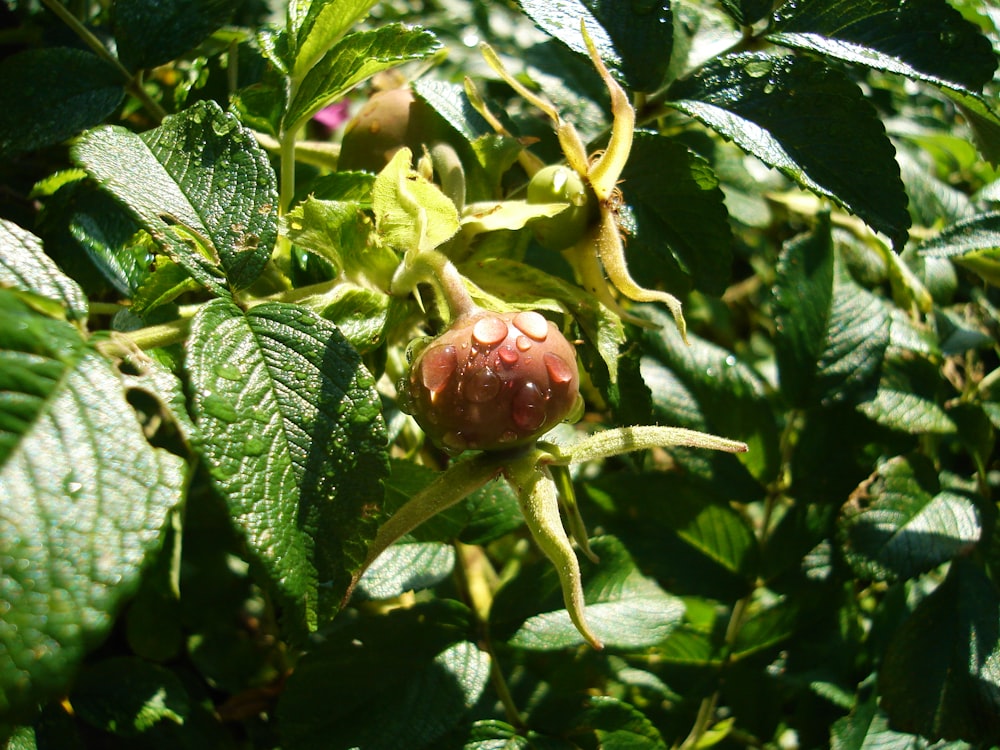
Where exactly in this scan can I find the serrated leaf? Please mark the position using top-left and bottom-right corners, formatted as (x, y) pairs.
(768, 0), (997, 93)
(72, 101), (277, 294)
(0, 290), (184, 721)
(0, 48), (123, 159)
(917, 211), (1000, 258)
(668, 52), (910, 244)
(518, 0), (673, 92)
(839, 455), (980, 582)
(565, 696), (666, 749)
(290, 0), (381, 79)
(284, 25), (441, 134)
(879, 559), (1000, 742)
(640, 305), (779, 482)
(113, 0), (241, 71)
(278, 600), (489, 750)
(186, 299), (388, 637)
(856, 357), (957, 435)
(494, 536), (686, 650)
(412, 79), (493, 143)
(622, 132), (733, 296)
(355, 542), (455, 600)
(0, 219), (88, 322)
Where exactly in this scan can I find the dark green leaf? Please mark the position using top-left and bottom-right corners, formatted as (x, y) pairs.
(355, 542), (455, 600)
(916, 211), (1000, 259)
(70, 657), (190, 737)
(769, 0), (997, 92)
(186, 299), (388, 637)
(518, 0), (673, 92)
(668, 52), (910, 245)
(564, 696), (666, 749)
(493, 536), (686, 650)
(879, 559), (1000, 742)
(622, 132), (733, 296)
(856, 356), (957, 435)
(278, 600), (489, 750)
(839, 455), (980, 582)
(731, 598), (799, 660)
(0, 48), (123, 160)
(718, 0), (772, 26)
(113, 0), (241, 71)
(0, 290), (184, 721)
(284, 25), (441, 134)
(440, 720), (530, 750)
(0, 219), (88, 322)
(72, 100), (278, 294)
(944, 89), (1000, 167)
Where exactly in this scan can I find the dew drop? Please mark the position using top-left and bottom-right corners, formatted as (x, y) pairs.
(512, 382), (546, 431)
(498, 344), (519, 366)
(516, 335), (533, 352)
(213, 363), (243, 381)
(203, 394), (239, 423)
(725, 354), (737, 367)
(472, 315), (508, 346)
(420, 345), (457, 395)
(513, 310), (549, 341)
(466, 367), (500, 402)
(544, 352), (574, 385)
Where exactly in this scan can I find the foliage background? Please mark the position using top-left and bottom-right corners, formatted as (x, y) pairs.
(1, 0), (1000, 748)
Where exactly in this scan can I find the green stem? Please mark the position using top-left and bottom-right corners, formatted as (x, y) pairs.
(544, 425), (747, 466)
(40, 0), (168, 122)
(390, 248), (478, 321)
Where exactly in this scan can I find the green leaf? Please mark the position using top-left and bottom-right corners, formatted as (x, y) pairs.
(917, 211), (1000, 259)
(0, 48), (123, 159)
(493, 536), (686, 650)
(564, 696), (667, 749)
(944, 89), (1000, 167)
(290, 0), (381, 79)
(69, 657), (190, 737)
(622, 132), (733, 296)
(640, 305), (780, 482)
(768, 0), (998, 93)
(355, 542), (455, 600)
(518, 0), (673, 92)
(856, 356), (957, 435)
(186, 299), (388, 637)
(879, 559), (1000, 743)
(730, 597), (799, 660)
(839, 455), (980, 582)
(284, 25), (441, 134)
(0, 290), (184, 721)
(718, 0), (772, 26)
(440, 720), (530, 750)
(668, 53), (910, 245)
(0, 219), (88, 322)
(278, 600), (489, 750)
(113, 0), (241, 71)
(72, 100), (278, 295)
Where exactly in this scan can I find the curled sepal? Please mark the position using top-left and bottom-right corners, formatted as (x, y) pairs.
(541, 425), (748, 466)
(505, 451), (603, 650)
(549, 463), (598, 564)
(343, 451), (507, 605)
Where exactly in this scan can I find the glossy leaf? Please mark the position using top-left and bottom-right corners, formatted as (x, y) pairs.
(0, 48), (123, 159)
(284, 25), (441, 134)
(0, 219), (87, 322)
(355, 542), (455, 600)
(668, 52), (910, 245)
(622, 132), (733, 296)
(839, 455), (980, 582)
(0, 291), (184, 721)
(718, 0), (772, 26)
(768, 0), (998, 93)
(113, 0), (241, 71)
(289, 0), (381, 79)
(879, 559), (1000, 742)
(186, 299), (388, 637)
(278, 600), (489, 750)
(916, 211), (1000, 259)
(856, 356), (957, 435)
(72, 101), (277, 294)
(518, 0), (673, 92)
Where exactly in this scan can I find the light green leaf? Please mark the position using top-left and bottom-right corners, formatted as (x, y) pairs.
(498, 536), (686, 650)
(839, 455), (980, 582)
(278, 600), (488, 750)
(355, 542), (455, 600)
(284, 25), (441, 134)
(0, 219), (88, 322)
(186, 299), (388, 637)
(0, 48), (123, 159)
(72, 101), (278, 294)
(291, 0), (381, 79)
(0, 290), (184, 721)
(768, 0), (997, 93)
(373, 148), (461, 254)
(113, 0), (241, 71)
(879, 559), (1000, 742)
(668, 53), (910, 245)
(856, 357), (957, 435)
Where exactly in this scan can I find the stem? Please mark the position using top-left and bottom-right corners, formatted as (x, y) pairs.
(41, 0), (168, 122)
(391, 248), (478, 320)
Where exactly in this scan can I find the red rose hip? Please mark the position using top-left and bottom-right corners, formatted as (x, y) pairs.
(402, 310), (582, 451)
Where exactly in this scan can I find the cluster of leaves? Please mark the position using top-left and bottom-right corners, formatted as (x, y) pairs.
(1, 0), (1000, 748)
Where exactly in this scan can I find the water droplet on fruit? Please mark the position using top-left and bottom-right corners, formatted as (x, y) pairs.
(512, 382), (546, 431)
(472, 315), (508, 346)
(420, 345), (457, 395)
(467, 366), (500, 402)
(544, 352), (574, 385)
(513, 311), (549, 341)
(498, 344), (519, 366)
(516, 336), (532, 352)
